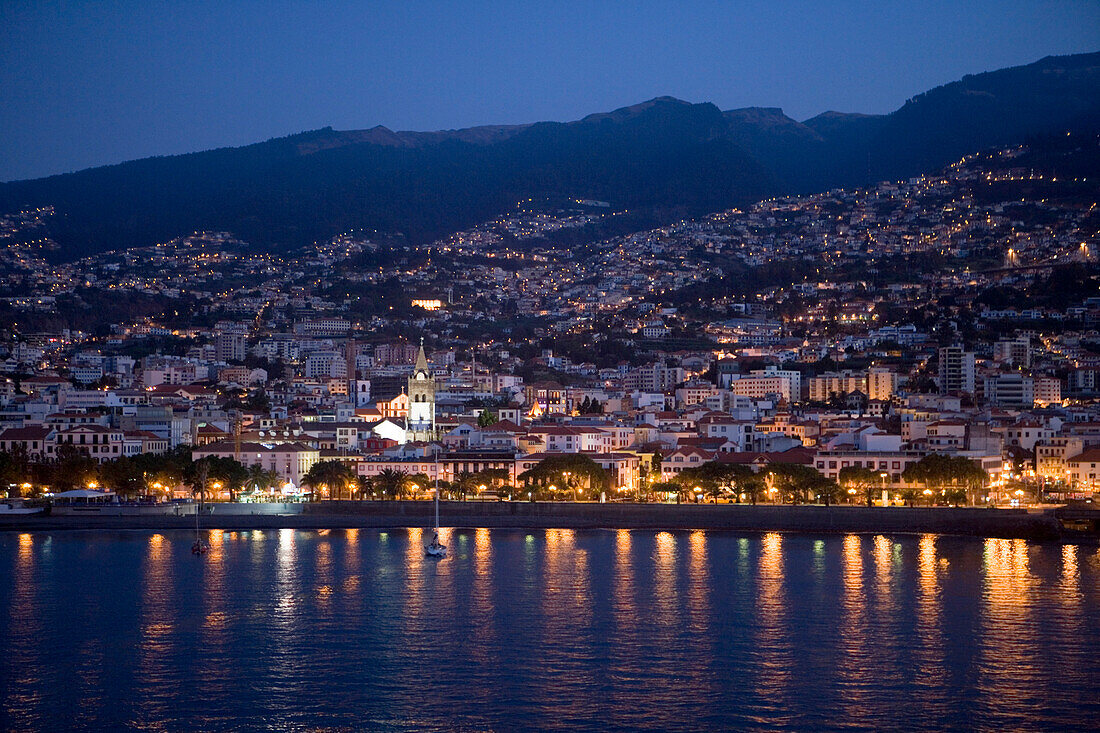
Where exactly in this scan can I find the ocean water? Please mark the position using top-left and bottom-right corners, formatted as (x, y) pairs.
(1, 528), (1097, 731)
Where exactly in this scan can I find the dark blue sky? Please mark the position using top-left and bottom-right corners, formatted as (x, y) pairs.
(2, 1), (1097, 181)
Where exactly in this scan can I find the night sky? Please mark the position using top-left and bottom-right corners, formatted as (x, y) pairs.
(2, 0), (1097, 182)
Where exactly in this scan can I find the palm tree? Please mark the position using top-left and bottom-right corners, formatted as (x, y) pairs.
(303, 460), (356, 500)
(374, 468), (407, 501)
(246, 464), (280, 498)
(944, 487), (968, 507)
(452, 471), (476, 501)
(191, 459), (210, 504)
(405, 472), (432, 499)
(355, 475), (374, 500)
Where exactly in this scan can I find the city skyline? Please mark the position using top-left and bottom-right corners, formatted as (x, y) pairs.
(2, 4), (1099, 731)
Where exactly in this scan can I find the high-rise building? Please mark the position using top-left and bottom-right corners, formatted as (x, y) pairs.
(938, 346), (975, 394)
(215, 333), (247, 363)
(867, 367), (898, 401)
(623, 364), (684, 392)
(730, 374), (795, 402)
(993, 336), (1031, 367)
(750, 366), (802, 401)
(1033, 376), (1062, 406)
(983, 373), (1034, 407)
(304, 351), (347, 379)
(808, 370), (865, 402)
(374, 341), (419, 366)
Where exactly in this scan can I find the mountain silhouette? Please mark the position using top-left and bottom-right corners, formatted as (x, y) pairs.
(1, 52), (1097, 260)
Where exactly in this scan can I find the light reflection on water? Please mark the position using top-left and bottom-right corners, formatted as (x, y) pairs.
(136, 532), (174, 729)
(469, 527), (494, 673)
(1, 529), (1098, 731)
(753, 532), (790, 725)
(837, 533), (871, 725)
(916, 534), (947, 708)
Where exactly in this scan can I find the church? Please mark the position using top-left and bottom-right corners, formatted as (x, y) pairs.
(406, 339), (436, 442)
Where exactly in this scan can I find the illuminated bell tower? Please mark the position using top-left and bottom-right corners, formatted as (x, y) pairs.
(406, 338), (435, 442)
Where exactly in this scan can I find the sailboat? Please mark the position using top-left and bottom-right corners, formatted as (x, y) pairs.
(192, 478), (209, 556)
(425, 457), (447, 558)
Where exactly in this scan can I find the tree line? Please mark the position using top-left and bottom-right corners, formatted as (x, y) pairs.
(2, 446), (989, 506)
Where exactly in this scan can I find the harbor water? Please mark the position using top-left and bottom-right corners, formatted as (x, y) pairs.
(1, 528), (1098, 731)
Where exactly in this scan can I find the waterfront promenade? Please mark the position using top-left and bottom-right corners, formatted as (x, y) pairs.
(0, 500), (1084, 540)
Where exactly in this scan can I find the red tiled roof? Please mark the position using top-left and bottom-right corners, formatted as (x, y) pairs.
(1068, 448), (1100, 464)
(0, 426), (54, 440)
(718, 447), (816, 465)
(481, 419), (523, 433)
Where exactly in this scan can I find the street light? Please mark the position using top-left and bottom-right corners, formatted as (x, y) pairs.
(879, 472), (889, 506)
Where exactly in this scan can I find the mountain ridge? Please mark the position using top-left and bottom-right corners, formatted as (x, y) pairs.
(2, 51), (1098, 260)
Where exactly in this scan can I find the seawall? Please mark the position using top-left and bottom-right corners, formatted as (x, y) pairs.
(0, 501), (1068, 540)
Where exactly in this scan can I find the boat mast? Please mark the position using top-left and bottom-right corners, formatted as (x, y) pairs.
(195, 461), (207, 535)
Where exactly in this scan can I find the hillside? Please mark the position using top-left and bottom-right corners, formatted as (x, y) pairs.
(0, 52), (1097, 260)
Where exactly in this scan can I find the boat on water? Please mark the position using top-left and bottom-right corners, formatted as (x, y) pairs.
(425, 459), (447, 559)
(425, 531), (446, 558)
(192, 482), (209, 556)
(0, 497), (46, 515)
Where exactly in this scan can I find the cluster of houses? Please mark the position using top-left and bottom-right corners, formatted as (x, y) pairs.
(2, 143), (1098, 503)
(3, 337), (1098, 504)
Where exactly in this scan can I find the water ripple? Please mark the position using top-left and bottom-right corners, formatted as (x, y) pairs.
(0, 530), (1097, 731)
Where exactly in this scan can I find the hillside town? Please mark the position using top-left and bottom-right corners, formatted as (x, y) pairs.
(1, 142), (1098, 507)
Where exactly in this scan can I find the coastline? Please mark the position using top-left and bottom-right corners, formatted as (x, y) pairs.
(1, 501), (1088, 541)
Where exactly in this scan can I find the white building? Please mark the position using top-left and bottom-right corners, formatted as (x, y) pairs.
(983, 373), (1034, 407)
(867, 367), (898, 401)
(215, 333), (247, 363)
(1033, 377), (1061, 406)
(730, 374), (795, 402)
(993, 337), (1031, 367)
(750, 366), (802, 401)
(305, 351), (348, 380)
(808, 371), (865, 402)
(194, 440), (320, 488)
(938, 346), (976, 394)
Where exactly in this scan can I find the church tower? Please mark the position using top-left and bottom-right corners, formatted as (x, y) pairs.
(406, 339), (435, 442)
